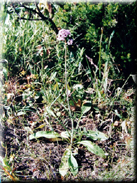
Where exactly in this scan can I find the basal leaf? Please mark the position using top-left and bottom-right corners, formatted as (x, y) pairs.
(86, 130), (109, 141)
(68, 152), (78, 176)
(29, 131), (60, 140)
(59, 146), (71, 177)
(78, 140), (105, 158)
(60, 131), (70, 139)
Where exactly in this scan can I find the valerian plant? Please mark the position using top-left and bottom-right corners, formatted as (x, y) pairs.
(29, 29), (109, 177)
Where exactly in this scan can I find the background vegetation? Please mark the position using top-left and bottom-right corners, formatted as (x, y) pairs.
(0, 1), (136, 181)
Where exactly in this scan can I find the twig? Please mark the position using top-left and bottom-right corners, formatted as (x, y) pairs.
(13, 2), (58, 34)
(35, 3), (58, 34)
(19, 17), (43, 21)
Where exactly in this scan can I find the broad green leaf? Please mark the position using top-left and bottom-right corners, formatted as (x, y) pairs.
(46, 107), (56, 117)
(60, 131), (70, 139)
(86, 130), (109, 141)
(81, 101), (92, 115)
(68, 152), (78, 176)
(59, 146), (71, 177)
(17, 111), (26, 116)
(29, 131), (60, 140)
(78, 140), (105, 158)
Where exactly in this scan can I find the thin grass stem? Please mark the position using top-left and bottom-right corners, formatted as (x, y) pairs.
(99, 27), (103, 78)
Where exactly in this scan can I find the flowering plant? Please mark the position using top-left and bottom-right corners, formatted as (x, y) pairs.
(67, 39), (73, 45)
(53, 28), (108, 178)
(57, 29), (73, 45)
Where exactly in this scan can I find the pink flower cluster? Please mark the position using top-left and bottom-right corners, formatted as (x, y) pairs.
(57, 29), (70, 41)
(57, 29), (73, 45)
(67, 39), (73, 45)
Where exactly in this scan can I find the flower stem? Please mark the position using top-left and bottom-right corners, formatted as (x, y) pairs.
(64, 42), (74, 146)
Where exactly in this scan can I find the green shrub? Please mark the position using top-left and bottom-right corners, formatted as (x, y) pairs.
(3, 2), (136, 81)
(53, 2), (136, 80)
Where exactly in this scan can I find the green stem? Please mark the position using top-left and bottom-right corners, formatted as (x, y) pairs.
(76, 114), (82, 129)
(99, 27), (103, 78)
(64, 42), (74, 146)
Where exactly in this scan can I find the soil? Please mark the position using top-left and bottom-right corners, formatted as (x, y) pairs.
(0, 78), (135, 182)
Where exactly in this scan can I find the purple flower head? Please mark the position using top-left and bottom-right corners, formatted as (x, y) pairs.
(57, 29), (71, 41)
(67, 39), (73, 45)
